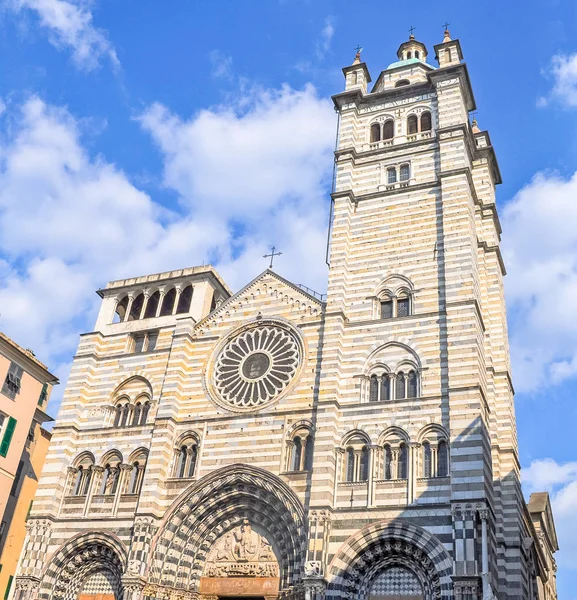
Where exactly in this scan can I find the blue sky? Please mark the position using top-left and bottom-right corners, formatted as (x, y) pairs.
(0, 0), (577, 595)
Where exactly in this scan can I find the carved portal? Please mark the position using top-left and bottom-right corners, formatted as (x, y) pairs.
(200, 519), (280, 597)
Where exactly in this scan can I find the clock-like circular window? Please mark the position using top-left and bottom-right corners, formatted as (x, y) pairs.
(213, 324), (301, 410)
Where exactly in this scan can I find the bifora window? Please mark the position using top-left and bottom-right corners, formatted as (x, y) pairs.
(213, 324), (301, 410)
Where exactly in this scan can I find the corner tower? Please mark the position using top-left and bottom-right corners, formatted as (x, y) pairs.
(320, 29), (555, 600)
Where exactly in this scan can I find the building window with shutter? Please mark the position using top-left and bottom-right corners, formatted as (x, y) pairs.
(2, 363), (23, 400)
(38, 383), (48, 406)
(0, 417), (17, 458)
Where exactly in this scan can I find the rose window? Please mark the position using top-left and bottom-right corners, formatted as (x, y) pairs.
(214, 325), (301, 409)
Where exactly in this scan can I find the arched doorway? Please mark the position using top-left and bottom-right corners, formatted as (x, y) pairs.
(148, 464), (306, 598)
(368, 566), (424, 600)
(37, 533), (126, 600)
(326, 521), (453, 600)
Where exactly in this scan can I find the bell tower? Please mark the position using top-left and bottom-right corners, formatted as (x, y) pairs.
(318, 29), (547, 600)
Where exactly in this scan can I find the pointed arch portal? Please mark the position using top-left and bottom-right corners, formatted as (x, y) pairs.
(147, 464), (306, 598)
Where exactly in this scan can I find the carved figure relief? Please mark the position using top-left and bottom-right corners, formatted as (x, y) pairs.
(204, 519), (279, 578)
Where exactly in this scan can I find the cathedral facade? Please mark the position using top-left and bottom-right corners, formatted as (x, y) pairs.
(13, 31), (558, 600)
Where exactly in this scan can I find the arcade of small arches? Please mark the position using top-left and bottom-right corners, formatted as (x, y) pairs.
(341, 426), (449, 484)
(66, 448), (148, 502)
(111, 396), (151, 428)
(28, 466), (452, 600)
(112, 282), (196, 324)
(370, 111), (432, 144)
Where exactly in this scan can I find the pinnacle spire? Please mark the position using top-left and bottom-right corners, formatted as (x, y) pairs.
(442, 21), (452, 42)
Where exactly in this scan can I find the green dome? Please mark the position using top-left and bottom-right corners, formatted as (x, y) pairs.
(386, 57), (435, 70)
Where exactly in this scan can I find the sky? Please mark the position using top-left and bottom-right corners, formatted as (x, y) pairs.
(0, 0), (576, 594)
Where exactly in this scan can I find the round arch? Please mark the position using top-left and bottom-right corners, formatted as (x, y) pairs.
(326, 520), (453, 600)
(148, 464), (306, 594)
(39, 531), (127, 600)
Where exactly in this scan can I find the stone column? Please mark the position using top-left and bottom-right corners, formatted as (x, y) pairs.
(367, 445), (378, 507)
(124, 293), (135, 322)
(113, 464), (133, 515)
(84, 465), (104, 516)
(333, 448), (344, 502)
(140, 292), (150, 320)
(155, 290), (166, 317)
(286, 440), (295, 471)
(408, 442), (420, 504)
(477, 505), (493, 600)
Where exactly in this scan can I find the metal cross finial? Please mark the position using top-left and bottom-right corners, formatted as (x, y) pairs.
(409, 26), (416, 37)
(355, 45), (362, 54)
(264, 246), (282, 269)
(443, 21), (450, 31)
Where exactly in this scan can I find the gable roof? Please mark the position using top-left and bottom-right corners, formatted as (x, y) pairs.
(194, 269), (326, 332)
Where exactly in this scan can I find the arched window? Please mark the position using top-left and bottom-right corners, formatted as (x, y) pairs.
(160, 288), (176, 317)
(128, 462), (143, 494)
(395, 79), (410, 88)
(176, 446), (188, 478)
(128, 293), (144, 321)
(187, 446), (198, 478)
(383, 120), (394, 140)
(420, 111), (432, 132)
(113, 404), (123, 427)
(140, 401), (150, 425)
(384, 445), (393, 480)
(437, 440), (449, 477)
(292, 437), (303, 471)
(381, 297), (393, 319)
(370, 123), (381, 143)
(415, 50), (420, 59)
(398, 443), (408, 479)
(132, 403), (142, 426)
(369, 375), (379, 402)
(396, 372), (406, 399)
(359, 446), (369, 482)
(381, 375), (390, 401)
(143, 291), (160, 319)
(387, 167), (397, 184)
(289, 431), (314, 471)
(407, 51), (412, 59)
(120, 404), (131, 427)
(423, 441), (432, 478)
(175, 440), (199, 478)
(407, 371), (418, 398)
(408, 114), (418, 135)
(100, 464), (120, 495)
(176, 285), (193, 314)
(73, 466), (92, 496)
(114, 296), (129, 323)
(397, 294), (411, 317)
(346, 448), (355, 482)
(400, 164), (410, 182)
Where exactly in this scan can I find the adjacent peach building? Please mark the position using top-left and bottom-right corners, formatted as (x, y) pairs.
(0, 333), (57, 599)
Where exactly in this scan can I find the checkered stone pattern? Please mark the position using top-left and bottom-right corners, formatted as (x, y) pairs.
(79, 571), (116, 594)
(369, 567), (423, 596)
(452, 506), (478, 577)
(19, 520), (52, 577)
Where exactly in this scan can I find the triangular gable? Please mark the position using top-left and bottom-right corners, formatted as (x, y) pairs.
(194, 269), (325, 336)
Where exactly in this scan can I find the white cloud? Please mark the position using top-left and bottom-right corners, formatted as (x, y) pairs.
(540, 53), (577, 108)
(7, 0), (119, 71)
(0, 84), (334, 410)
(502, 171), (577, 392)
(138, 83), (335, 288)
(316, 17), (334, 61)
(209, 50), (233, 81)
(523, 458), (577, 570)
